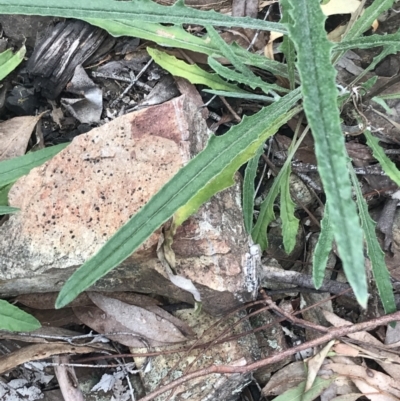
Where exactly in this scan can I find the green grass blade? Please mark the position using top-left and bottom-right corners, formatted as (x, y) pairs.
(207, 57), (288, 95)
(280, 168), (299, 253)
(286, 0), (367, 306)
(0, 205), (19, 215)
(273, 377), (334, 401)
(365, 130), (400, 186)
(349, 166), (396, 314)
(56, 90), (302, 308)
(313, 202), (334, 289)
(243, 144), (264, 234)
(0, 300), (41, 332)
(0, 143), (69, 187)
(148, 48), (244, 92)
(0, 46), (25, 81)
(0, 0), (287, 32)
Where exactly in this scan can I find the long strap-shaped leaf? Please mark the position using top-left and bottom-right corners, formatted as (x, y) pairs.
(286, 0), (368, 306)
(56, 89), (301, 308)
(0, 0), (287, 33)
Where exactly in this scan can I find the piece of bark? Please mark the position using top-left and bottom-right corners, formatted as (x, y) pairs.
(27, 19), (113, 99)
(0, 95), (259, 315)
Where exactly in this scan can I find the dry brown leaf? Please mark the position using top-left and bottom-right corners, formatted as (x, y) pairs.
(326, 362), (400, 399)
(333, 343), (360, 357)
(262, 361), (307, 396)
(306, 340), (335, 391)
(323, 311), (400, 380)
(0, 342), (103, 375)
(73, 305), (170, 347)
(88, 293), (188, 343)
(0, 115), (42, 161)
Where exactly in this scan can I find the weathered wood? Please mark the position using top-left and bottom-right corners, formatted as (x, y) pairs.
(27, 19), (113, 99)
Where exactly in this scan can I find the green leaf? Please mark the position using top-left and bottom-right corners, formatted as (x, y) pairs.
(286, 0), (367, 306)
(87, 18), (291, 79)
(0, 0), (287, 32)
(252, 125), (310, 250)
(148, 47), (244, 92)
(334, 30), (400, 52)
(0, 205), (19, 215)
(0, 183), (14, 206)
(280, 168), (299, 254)
(203, 90), (275, 102)
(205, 25), (284, 97)
(56, 89), (302, 308)
(0, 46), (26, 81)
(0, 143), (69, 187)
(0, 300), (41, 332)
(372, 97), (395, 115)
(365, 130), (400, 186)
(243, 144), (264, 234)
(273, 377), (334, 401)
(349, 165), (396, 314)
(251, 165), (283, 250)
(313, 202), (334, 289)
(207, 57), (287, 96)
(343, 0), (394, 42)
(280, 0), (297, 91)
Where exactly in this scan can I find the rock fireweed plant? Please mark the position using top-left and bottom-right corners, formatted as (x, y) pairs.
(0, 0), (399, 313)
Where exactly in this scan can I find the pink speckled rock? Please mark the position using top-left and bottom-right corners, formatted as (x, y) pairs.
(0, 95), (259, 315)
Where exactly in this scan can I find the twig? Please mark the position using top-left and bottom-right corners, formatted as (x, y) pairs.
(138, 310), (400, 401)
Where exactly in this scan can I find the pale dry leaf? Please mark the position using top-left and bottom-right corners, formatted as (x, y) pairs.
(88, 293), (188, 343)
(333, 343), (360, 357)
(321, 0), (361, 16)
(0, 115), (42, 161)
(262, 361), (307, 396)
(323, 310), (400, 380)
(306, 340), (336, 391)
(326, 362), (400, 399)
(73, 305), (170, 348)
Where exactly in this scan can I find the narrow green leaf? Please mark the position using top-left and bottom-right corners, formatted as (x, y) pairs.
(251, 166), (283, 250)
(280, 0), (297, 91)
(148, 48), (244, 92)
(0, 300), (41, 332)
(0, 205), (19, 215)
(343, 0), (394, 42)
(286, 0), (367, 306)
(203, 90), (275, 102)
(0, 183), (14, 206)
(365, 130), (400, 186)
(0, 143), (69, 187)
(349, 165), (396, 314)
(252, 125), (310, 250)
(208, 57), (287, 95)
(313, 202), (334, 289)
(280, 168), (299, 253)
(205, 25), (283, 97)
(375, 92), (400, 100)
(0, 0), (287, 32)
(372, 97), (395, 115)
(0, 46), (26, 81)
(334, 30), (400, 52)
(56, 90), (302, 308)
(243, 144), (264, 234)
(86, 18), (291, 79)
